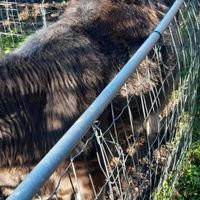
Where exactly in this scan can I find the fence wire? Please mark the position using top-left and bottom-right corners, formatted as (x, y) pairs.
(0, 0), (66, 52)
(0, 0), (200, 200)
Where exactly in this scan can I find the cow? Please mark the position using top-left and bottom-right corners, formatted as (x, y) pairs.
(0, 0), (178, 199)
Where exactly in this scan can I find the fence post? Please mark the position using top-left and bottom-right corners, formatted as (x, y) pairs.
(40, 4), (47, 28)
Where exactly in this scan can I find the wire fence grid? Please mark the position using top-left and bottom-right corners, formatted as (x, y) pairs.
(0, 0), (200, 200)
(0, 0), (66, 52)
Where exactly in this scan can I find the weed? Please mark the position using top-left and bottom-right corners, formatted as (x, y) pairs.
(0, 29), (33, 54)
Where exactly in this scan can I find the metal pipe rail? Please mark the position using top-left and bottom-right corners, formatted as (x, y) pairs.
(7, 0), (184, 199)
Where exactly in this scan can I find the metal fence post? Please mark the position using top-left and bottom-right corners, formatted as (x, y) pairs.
(40, 4), (47, 28)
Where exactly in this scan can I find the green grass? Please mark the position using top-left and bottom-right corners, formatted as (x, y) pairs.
(173, 105), (200, 200)
(0, 29), (32, 54)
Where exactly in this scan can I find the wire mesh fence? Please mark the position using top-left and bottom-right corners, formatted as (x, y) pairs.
(0, 0), (66, 52)
(0, 0), (200, 200)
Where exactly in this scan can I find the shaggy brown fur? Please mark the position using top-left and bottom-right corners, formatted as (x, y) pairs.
(0, 0), (177, 199)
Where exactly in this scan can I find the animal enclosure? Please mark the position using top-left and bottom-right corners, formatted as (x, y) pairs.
(0, 0), (200, 199)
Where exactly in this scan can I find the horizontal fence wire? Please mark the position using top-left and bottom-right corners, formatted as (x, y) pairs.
(0, 0), (200, 199)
